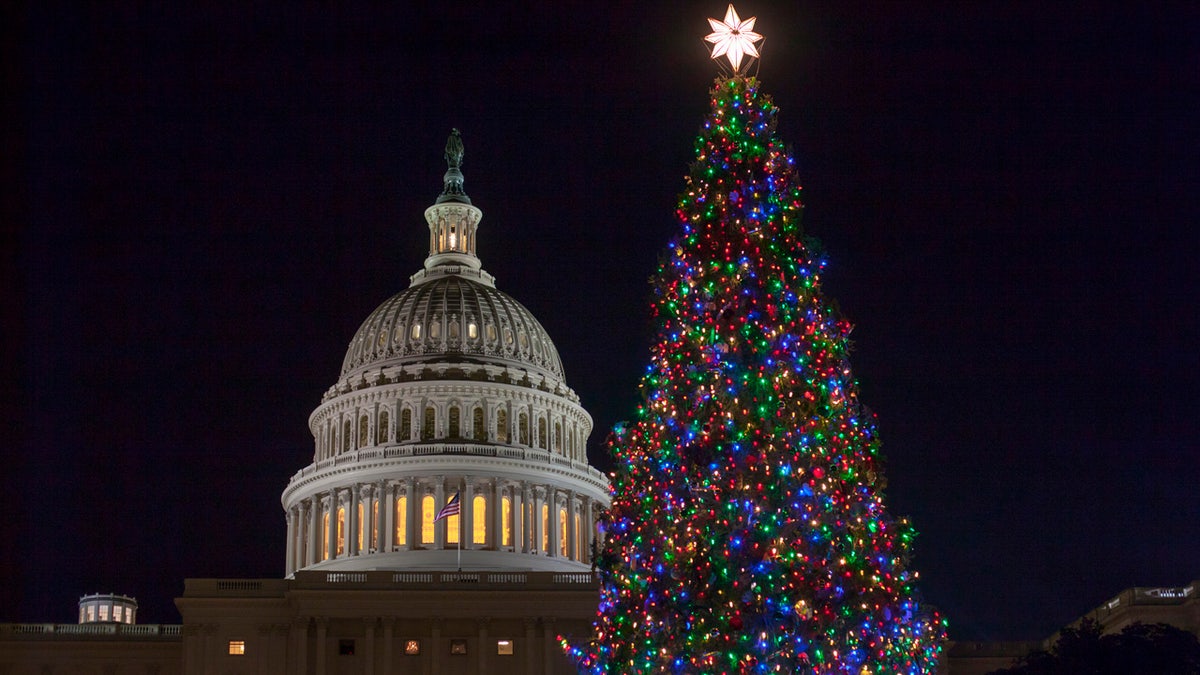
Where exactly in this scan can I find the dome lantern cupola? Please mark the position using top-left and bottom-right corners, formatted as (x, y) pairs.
(418, 128), (486, 279)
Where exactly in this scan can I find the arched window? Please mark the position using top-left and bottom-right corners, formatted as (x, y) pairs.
(472, 494), (486, 545)
(519, 413), (530, 445)
(400, 408), (412, 441)
(430, 319), (440, 339)
(468, 322), (478, 340)
(448, 406), (460, 438)
(342, 420), (351, 453)
(422, 407), (435, 440)
(496, 409), (508, 443)
(559, 506), (568, 556)
(541, 503), (549, 553)
(502, 495), (512, 547)
(486, 323), (497, 342)
(538, 418), (548, 449)
(504, 327), (514, 345)
(448, 320), (459, 340)
(395, 495), (408, 547)
(336, 507), (345, 556)
(357, 503), (365, 552)
(359, 415), (369, 447)
(554, 421), (562, 452)
(377, 410), (390, 445)
(421, 495), (435, 544)
(472, 407), (484, 440)
(518, 330), (529, 349)
(322, 513), (330, 561)
(411, 322), (422, 340)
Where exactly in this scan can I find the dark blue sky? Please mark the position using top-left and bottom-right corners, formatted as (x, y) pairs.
(6, 2), (1198, 641)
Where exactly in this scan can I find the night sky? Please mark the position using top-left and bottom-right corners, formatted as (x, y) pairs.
(6, 2), (1198, 643)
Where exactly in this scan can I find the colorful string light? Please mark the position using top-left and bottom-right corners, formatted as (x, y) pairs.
(564, 76), (947, 673)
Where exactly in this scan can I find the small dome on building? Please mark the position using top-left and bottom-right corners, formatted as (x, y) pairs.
(78, 593), (137, 624)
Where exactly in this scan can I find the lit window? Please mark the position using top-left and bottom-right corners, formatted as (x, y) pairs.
(467, 322), (478, 339)
(559, 507), (568, 556)
(518, 331), (529, 349)
(497, 639), (514, 655)
(378, 330), (387, 346)
(99, 605), (109, 622)
(448, 406), (460, 437)
(449, 232), (457, 249)
(336, 507), (345, 556)
(114, 606), (123, 622)
(86, 606), (95, 622)
(396, 495), (408, 546)
(394, 325), (404, 343)
(371, 500), (379, 550)
(421, 495), (435, 544)
(79, 607), (85, 623)
(472, 494), (486, 544)
(504, 327), (513, 345)
(502, 495), (512, 547)
(429, 319), (440, 339)
(405, 640), (421, 655)
(541, 504), (549, 552)
(450, 639), (468, 655)
(228, 640), (245, 655)
(486, 324), (497, 342)
(322, 513), (330, 560)
(411, 323), (421, 340)
(357, 503), (365, 552)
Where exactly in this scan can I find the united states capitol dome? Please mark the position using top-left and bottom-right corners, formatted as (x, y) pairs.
(284, 130), (609, 576)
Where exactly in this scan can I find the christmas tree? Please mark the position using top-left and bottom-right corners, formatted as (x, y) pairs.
(566, 7), (945, 674)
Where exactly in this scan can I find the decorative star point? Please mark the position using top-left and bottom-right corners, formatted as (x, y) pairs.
(705, 4), (763, 73)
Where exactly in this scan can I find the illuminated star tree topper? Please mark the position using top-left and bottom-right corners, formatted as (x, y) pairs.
(705, 4), (763, 73)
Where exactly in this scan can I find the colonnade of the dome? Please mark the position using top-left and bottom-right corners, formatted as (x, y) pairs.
(284, 475), (604, 576)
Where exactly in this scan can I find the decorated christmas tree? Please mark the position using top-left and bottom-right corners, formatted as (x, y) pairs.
(567, 6), (946, 674)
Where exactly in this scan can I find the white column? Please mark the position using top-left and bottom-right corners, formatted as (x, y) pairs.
(362, 485), (375, 553)
(405, 479), (417, 551)
(326, 494), (338, 561)
(312, 498), (323, 565)
(463, 478), (475, 549)
(492, 481), (503, 550)
(548, 488), (559, 558)
(285, 507), (296, 574)
(567, 492), (578, 561)
(434, 478), (445, 549)
(380, 481), (394, 553)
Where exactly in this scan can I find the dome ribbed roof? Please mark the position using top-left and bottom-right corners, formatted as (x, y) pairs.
(340, 275), (564, 381)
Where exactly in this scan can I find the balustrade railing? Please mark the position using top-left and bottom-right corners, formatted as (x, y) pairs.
(0, 623), (181, 640)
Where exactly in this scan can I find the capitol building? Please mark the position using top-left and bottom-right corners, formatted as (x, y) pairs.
(1, 132), (1195, 675)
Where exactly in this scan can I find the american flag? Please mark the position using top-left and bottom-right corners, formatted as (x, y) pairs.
(434, 492), (461, 521)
